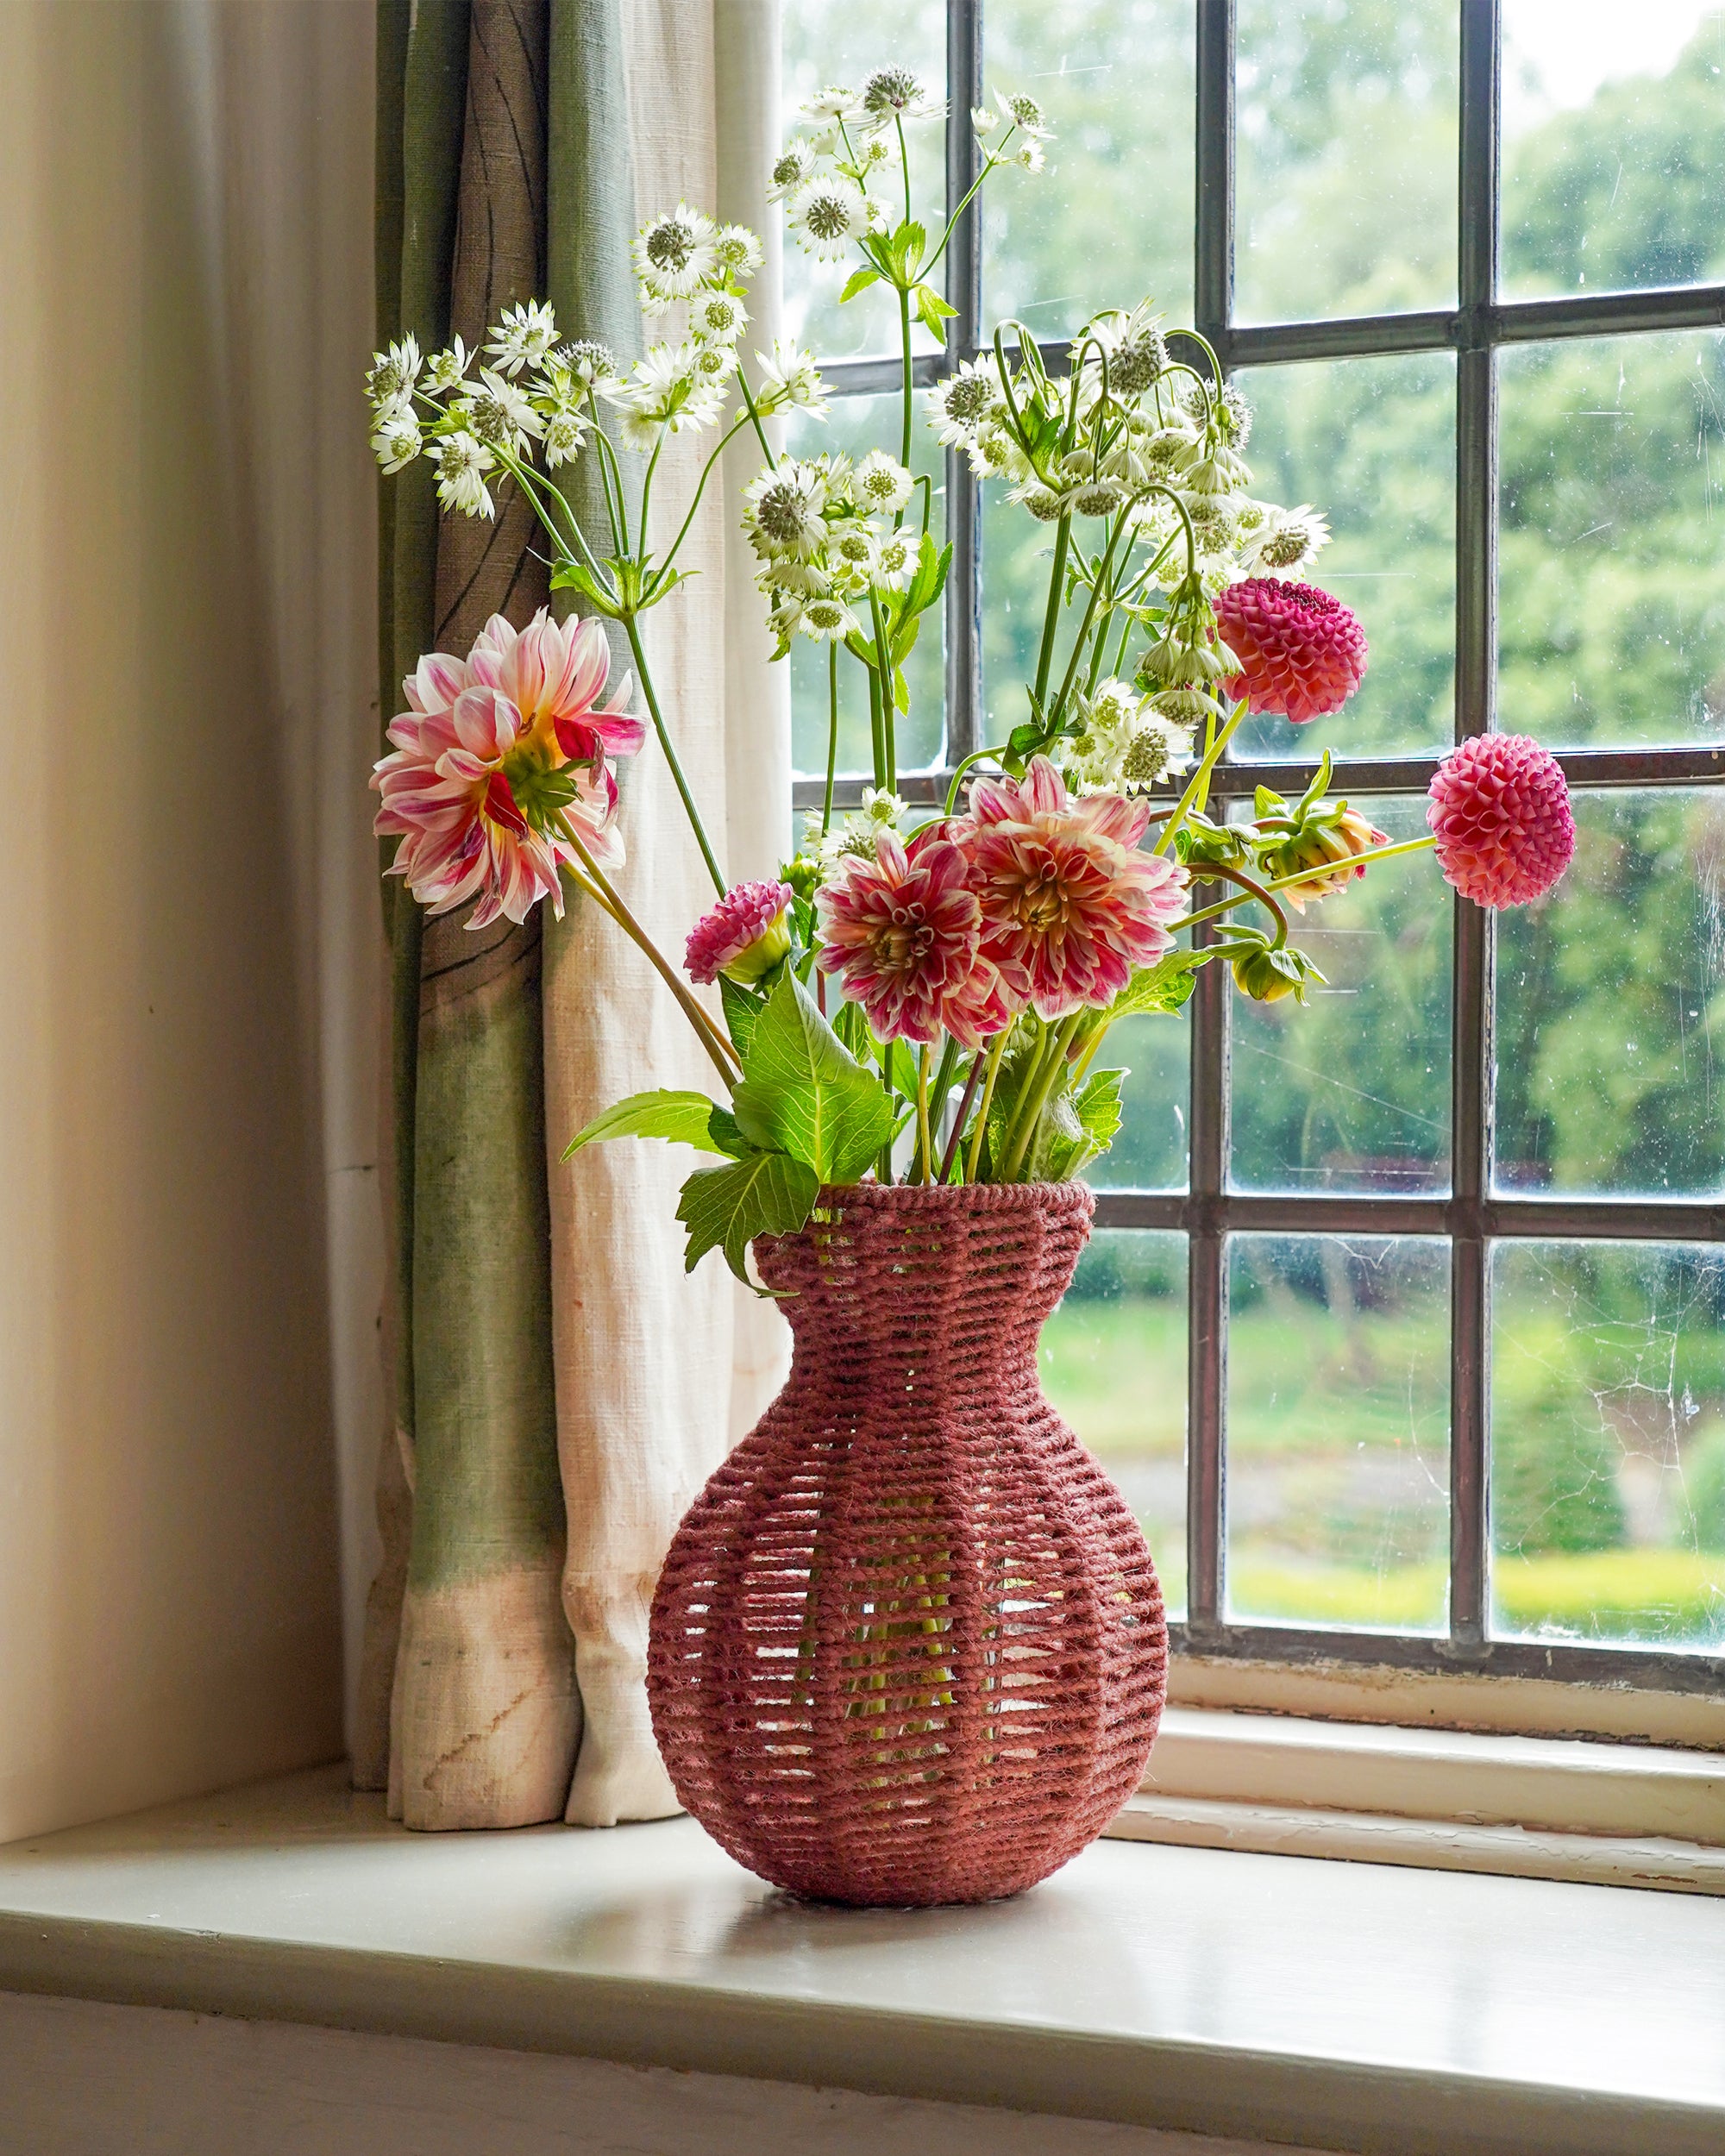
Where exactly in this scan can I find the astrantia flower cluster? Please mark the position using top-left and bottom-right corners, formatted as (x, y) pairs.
(742, 451), (922, 647)
(372, 609), (640, 930)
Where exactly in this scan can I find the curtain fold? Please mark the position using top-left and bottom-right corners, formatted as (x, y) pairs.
(360, 0), (787, 1830)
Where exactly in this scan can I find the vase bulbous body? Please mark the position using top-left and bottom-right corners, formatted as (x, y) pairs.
(647, 1181), (1168, 1907)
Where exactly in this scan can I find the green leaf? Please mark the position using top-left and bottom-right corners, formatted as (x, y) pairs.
(562, 1088), (726, 1161)
(676, 1150), (821, 1282)
(913, 281), (957, 335)
(1104, 951), (1202, 1023)
(838, 265), (881, 304)
(731, 974), (897, 1182)
(718, 975), (764, 1061)
(1034, 1068), (1126, 1183)
(894, 666), (911, 713)
(706, 1105), (756, 1159)
(832, 997), (875, 1061)
(548, 561), (618, 615)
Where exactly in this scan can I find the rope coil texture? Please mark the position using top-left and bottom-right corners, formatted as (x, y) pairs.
(648, 1181), (1168, 1906)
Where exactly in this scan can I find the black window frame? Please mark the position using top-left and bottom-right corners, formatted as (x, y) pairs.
(791, 0), (1725, 1696)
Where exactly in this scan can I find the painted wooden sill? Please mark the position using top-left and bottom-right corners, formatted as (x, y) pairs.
(2, 1764), (1723, 2156)
(1110, 1707), (1725, 1891)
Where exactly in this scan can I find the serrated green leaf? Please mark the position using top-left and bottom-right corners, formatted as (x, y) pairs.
(894, 666), (910, 713)
(676, 1151), (821, 1282)
(706, 1105), (756, 1159)
(562, 1088), (726, 1161)
(1104, 951), (1201, 1023)
(1035, 1068), (1127, 1182)
(718, 975), (764, 1061)
(832, 997), (875, 1061)
(732, 974), (897, 1182)
(838, 265), (881, 304)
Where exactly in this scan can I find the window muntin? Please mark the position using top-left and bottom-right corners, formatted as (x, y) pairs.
(781, 0), (1725, 1697)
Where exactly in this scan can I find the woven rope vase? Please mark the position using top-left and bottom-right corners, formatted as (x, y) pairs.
(647, 1180), (1168, 1907)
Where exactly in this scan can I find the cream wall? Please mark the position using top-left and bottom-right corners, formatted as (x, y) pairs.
(0, 0), (383, 1841)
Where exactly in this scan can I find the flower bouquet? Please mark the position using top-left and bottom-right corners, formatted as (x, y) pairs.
(367, 68), (1574, 1904)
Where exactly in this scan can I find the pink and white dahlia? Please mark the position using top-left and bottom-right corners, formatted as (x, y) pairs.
(955, 757), (1189, 1020)
(1427, 733), (1574, 908)
(686, 880), (795, 986)
(815, 832), (994, 1045)
(467, 607), (645, 768)
(1214, 577), (1368, 724)
(373, 607), (634, 931)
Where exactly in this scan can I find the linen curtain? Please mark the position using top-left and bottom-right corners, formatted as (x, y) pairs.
(358, 0), (788, 1830)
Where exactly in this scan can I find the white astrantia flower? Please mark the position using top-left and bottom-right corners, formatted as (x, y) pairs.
(1120, 711), (1197, 792)
(787, 176), (873, 261)
(754, 339), (829, 417)
(370, 406), (422, 473)
(455, 367), (543, 455)
(633, 204), (718, 301)
(925, 356), (1003, 447)
(742, 460), (829, 560)
(1180, 495), (1240, 558)
(435, 430), (494, 519)
(869, 529), (916, 590)
(541, 411), (586, 469)
(1082, 302), (1169, 401)
(768, 139), (821, 204)
(1182, 440), (1252, 494)
(486, 299), (557, 377)
(1182, 379), (1253, 448)
(794, 592), (862, 642)
(999, 136), (1046, 174)
(826, 521), (878, 584)
(853, 449), (914, 516)
(1248, 502), (1332, 574)
(367, 335), (421, 409)
(422, 337), (473, 394)
(713, 223), (765, 279)
(690, 341), (738, 385)
(858, 66), (944, 128)
(861, 785), (907, 827)
(756, 555), (832, 597)
(551, 339), (618, 387)
(800, 85), (865, 126)
(691, 288), (748, 344)
(991, 87), (1053, 140)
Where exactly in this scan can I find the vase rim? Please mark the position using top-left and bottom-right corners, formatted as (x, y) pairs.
(812, 1179), (1095, 1219)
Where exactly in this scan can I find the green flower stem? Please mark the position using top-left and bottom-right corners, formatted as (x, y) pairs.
(593, 420), (632, 555)
(869, 591), (897, 790)
(867, 656), (888, 792)
(822, 639), (840, 837)
(1032, 515), (1073, 712)
(637, 427), (668, 560)
(945, 743), (1011, 818)
(555, 818), (737, 1087)
(735, 363), (776, 468)
(965, 1029), (1013, 1184)
(938, 1047), (988, 1185)
(913, 1035), (961, 1182)
(877, 1037), (899, 1185)
(503, 453), (612, 591)
(621, 612), (726, 897)
(1000, 1011), (1086, 1183)
(649, 407), (760, 596)
(914, 1045), (932, 1186)
(1048, 517), (1129, 730)
(1152, 699), (1249, 858)
(1174, 834), (1439, 931)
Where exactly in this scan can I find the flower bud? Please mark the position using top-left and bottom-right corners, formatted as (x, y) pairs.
(685, 880), (796, 987)
(1230, 942), (1323, 1005)
(1259, 803), (1387, 912)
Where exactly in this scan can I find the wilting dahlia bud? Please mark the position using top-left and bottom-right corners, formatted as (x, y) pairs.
(1259, 803), (1388, 912)
(685, 879), (795, 986)
(1427, 734), (1575, 908)
(1229, 939), (1324, 1005)
(1214, 577), (1369, 724)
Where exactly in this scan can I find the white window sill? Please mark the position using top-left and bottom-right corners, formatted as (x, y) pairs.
(2, 1764), (1723, 2155)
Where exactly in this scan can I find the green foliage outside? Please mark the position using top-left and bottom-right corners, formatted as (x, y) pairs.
(780, 11), (1725, 1649)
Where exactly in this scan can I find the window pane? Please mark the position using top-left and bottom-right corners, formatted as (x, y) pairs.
(1499, 331), (1725, 751)
(1229, 796), (1452, 1196)
(786, 397), (945, 780)
(1226, 1236), (1450, 1632)
(1234, 0), (1458, 324)
(1495, 789), (1725, 1198)
(1502, 4), (1725, 301)
(1085, 1004), (1189, 1193)
(1042, 1231), (1188, 1618)
(780, 4), (946, 361)
(1230, 351), (1456, 761)
(1491, 1242), (1725, 1650)
(982, 0), (1195, 332)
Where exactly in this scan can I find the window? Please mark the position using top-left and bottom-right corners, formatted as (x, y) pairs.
(781, 2), (1725, 1700)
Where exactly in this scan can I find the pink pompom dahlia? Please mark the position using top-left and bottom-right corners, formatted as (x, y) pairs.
(957, 756), (1189, 1020)
(686, 880), (795, 986)
(1214, 577), (1368, 724)
(373, 606), (635, 931)
(1427, 733), (1575, 908)
(816, 832), (994, 1046)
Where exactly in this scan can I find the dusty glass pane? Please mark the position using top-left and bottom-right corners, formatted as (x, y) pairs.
(1495, 789), (1725, 1198)
(1041, 1231), (1188, 1617)
(1226, 1235), (1450, 1633)
(1083, 1003), (1189, 1194)
(1490, 1242), (1725, 1650)
(982, 0), (1195, 335)
(1230, 352), (1456, 761)
(1234, 1), (1458, 324)
(1502, 4), (1725, 301)
(781, 4), (946, 362)
(785, 397), (945, 780)
(1499, 331), (1725, 751)
(1229, 796), (1452, 1196)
